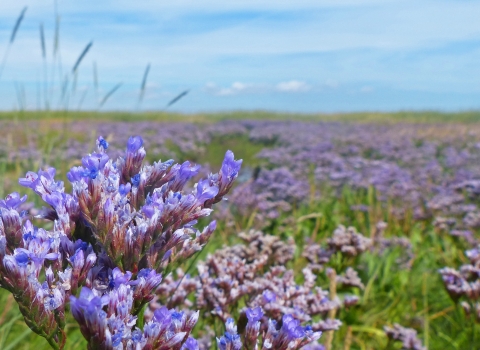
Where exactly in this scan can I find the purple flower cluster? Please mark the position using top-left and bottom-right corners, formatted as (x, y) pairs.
(216, 310), (321, 350)
(70, 284), (199, 349)
(151, 230), (340, 335)
(0, 135), (245, 349)
(439, 245), (480, 322)
(384, 324), (426, 350)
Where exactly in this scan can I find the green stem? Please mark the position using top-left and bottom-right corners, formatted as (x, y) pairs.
(136, 304), (147, 329)
(471, 301), (476, 350)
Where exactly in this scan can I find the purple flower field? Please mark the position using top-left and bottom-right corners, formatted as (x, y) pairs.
(0, 114), (479, 349)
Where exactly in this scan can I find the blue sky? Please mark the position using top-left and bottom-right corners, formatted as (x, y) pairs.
(0, 0), (479, 112)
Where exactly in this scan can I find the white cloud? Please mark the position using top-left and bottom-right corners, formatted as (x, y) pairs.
(205, 81), (314, 95)
(276, 80), (311, 92)
(204, 82), (268, 96)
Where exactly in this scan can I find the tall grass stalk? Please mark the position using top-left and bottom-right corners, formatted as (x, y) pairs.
(0, 7), (27, 80)
(50, 7), (63, 106)
(69, 42), (92, 110)
(325, 269), (338, 350)
(39, 22), (49, 110)
(77, 88), (89, 111)
(137, 63), (150, 110)
(58, 74), (69, 109)
(165, 89), (189, 109)
(98, 82), (122, 109)
(423, 273), (429, 349)
(72, 41), (93, 74)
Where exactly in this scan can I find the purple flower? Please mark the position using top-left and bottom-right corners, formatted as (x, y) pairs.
(131, 268), (163, 308)
(153, 306), (172, 328)
(168, 161), (201, 192)
(131, 173), (141, 187)
(0, 192), (27, 209)
(43, 191), (64, 209)
(127, 136), (144, 154)
(15, 238), (58, 267)
(19, 168), (63, 196)
(281, 314), (306, 340)
(138, 271), (163, 294)
(18, 171), (38, 189)
(221, 150), (242, 181)
(67, 166), (87, 182)
(81, 153), (109, 179)
(109, 267), (132, 289)
(182, 337), (199, 350)
(131, 329), (143, 343)
(196, 179), (219, 204)
(14, 250), (29, 267)
(179, 161), (201, 180)
(70, 287), (109, 319)
(263, 290), (276, 303)
(97, 136), (109, 150)
(119, 183), (131, 196)
(217, 318), (242, 350)
(246, 307), (264, 323)
(141, 205), (155, 219)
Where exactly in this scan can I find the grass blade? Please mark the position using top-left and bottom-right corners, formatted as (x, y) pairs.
(0, 7), (28, 80)
(77, 88), (89, 110)
(138, 63), (150, 102)
(53, 4), (60, 56)
(10, 6), (27, 44)
(3, 329), (32, 350)
(99, 82), (122, 108)
(72, 41), (93, 73)
(39, 23), (46, 59)
(0, 314), (23, 349)
(40, 22), (49, 109)
(165, 89), (189, 109)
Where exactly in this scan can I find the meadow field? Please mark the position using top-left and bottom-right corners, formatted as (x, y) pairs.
(1, 111), (480, 349)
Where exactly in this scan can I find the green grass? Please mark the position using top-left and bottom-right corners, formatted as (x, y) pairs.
(2, 109), (480, 124)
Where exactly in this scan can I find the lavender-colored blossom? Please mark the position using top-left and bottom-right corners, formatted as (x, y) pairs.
(220, 150), (242, 184)
(263, 290), (276, 303)
(127, 136), (144, 154)
(246, 306), (263, 323)
(81, 152), (109, 179)
(384, 324), (426, 350)
(217, 318), (242, 350)
(0, 192), (27, 209)
(182, 336), (200, 350)
(97, 136), (109, 150)
(195, 179), (219, 204)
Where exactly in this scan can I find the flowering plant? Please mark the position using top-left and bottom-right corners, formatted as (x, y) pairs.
(0, 136), (322, 349)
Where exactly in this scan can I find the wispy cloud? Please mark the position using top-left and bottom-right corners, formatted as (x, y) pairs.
(205, 81), (313, 95)
(275, 80), (311, 92)
(204, 82), (266, 96)
(223, 82), (266, 95)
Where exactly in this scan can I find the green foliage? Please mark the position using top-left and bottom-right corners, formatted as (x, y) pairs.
(2, 110), (480, 124)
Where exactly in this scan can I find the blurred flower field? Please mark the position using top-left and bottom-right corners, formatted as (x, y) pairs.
(1, 111), (480, 349)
